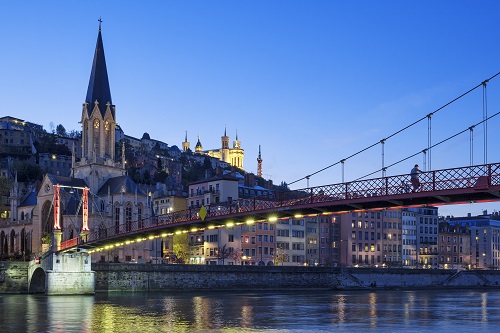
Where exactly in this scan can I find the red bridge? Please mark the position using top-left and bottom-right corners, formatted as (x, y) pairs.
(60, 162), (500, 252)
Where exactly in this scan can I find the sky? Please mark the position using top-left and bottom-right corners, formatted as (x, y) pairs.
(2, 1), (500, 217)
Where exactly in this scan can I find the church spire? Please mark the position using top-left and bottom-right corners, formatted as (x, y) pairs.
(85, 19), (113, 119)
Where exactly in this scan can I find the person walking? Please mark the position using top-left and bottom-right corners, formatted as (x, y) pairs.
(410, 164), (422, 192)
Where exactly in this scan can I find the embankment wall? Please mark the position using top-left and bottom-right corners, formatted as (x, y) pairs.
(0, 262), (29, 293)
(92, 264), (500, 292)
(3, 262), (500, 293)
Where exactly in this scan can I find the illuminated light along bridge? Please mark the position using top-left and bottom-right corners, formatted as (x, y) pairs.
(59, 162), (500, 253)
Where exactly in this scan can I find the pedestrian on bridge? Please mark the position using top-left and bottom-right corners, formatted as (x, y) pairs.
(410, 164), (422, 192)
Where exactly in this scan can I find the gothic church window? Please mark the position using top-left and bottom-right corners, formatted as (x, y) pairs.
(125, 202), (132, 232)
(93, 119), (100, 156)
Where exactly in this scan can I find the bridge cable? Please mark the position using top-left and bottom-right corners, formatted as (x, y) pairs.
(288, 71), (500, 187)
(483, 81), (488, 164)
(353, 109), (500, 181)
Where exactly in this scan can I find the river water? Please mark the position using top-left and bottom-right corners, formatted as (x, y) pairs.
(1, 289), (500, 333)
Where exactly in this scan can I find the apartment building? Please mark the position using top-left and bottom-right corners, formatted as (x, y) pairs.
(438, 222), (471, 269)
(402, 209), (417, 267)
(276, 217), (306, 266)
(413, 207), (439, 268)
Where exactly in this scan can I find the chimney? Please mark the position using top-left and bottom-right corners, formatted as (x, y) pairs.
(245, 173), (255, 187)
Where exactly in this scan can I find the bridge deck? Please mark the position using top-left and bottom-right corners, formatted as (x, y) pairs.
(61, 163), (500, 251)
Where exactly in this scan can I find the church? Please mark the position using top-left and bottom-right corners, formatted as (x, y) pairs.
(182, 129), (245, 170)
(29, 23), (151, 262)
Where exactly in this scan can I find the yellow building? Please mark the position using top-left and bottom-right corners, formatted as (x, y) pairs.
(183, 128), (244, 169)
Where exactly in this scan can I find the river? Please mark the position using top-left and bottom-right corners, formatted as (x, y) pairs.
(1, 289), (500, 332)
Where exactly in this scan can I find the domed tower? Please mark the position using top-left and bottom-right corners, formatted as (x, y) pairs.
(182, 131), (190, 152)
(195, 135), (203, 153)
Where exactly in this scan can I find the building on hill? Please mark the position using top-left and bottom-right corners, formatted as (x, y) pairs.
(184, 128), (244, 169)
(0, 124), (36, 159)
(0, 116), (43, 136)
(37, 153), (72, 177)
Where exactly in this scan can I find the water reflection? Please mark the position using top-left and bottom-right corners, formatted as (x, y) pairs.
(1, 290), (500, 332)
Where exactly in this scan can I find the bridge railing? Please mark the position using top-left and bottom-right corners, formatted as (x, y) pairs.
(70, 162), (500, 247)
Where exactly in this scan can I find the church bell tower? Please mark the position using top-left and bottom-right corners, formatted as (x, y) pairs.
(73, 20), (125, 194)
(80, 20), (116, 163)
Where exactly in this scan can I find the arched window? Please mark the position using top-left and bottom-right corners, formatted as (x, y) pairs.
(21, 211), (25, 220)
(83, 120), (88, 155)
(125, 202), (132, 232)
(104, 119), (111, 156)
(68, 225), (74, 239)
(114, 202), (120, 235)
(93, 118), (100, 156)
(100, 200), (105, 212)
(137, 203), (143, 229)
(99, 223), (107, 239)
(10, 230), (15, 254)
(0, 231), (6, 255)
(41, 200), (54, 236)
(20, 228), (26, 253)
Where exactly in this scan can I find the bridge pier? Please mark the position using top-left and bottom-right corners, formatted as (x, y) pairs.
(28, 251), (95, 295)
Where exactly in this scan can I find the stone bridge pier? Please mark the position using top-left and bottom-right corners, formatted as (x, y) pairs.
(28, 250), (95, 295)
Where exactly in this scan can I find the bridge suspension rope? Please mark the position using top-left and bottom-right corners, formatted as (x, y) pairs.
(353, 109), (500, 181)
(288, 71), (500, 187)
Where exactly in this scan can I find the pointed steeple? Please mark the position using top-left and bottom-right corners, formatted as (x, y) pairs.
(85, 20), (113, 119)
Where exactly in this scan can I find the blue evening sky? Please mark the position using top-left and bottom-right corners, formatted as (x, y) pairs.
(2, 1), (500, 217)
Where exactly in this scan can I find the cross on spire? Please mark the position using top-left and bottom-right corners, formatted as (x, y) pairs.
(98, 17), (102, 30)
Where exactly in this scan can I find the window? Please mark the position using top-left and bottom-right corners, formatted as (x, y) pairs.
(125, 203), (132, 232)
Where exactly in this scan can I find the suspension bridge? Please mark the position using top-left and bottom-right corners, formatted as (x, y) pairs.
(54, 70), (500, 252)
(29, 72), (500, 294)
(56, 162), (500, 253)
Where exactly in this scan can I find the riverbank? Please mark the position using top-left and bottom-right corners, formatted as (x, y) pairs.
(2, 261), (500, 293)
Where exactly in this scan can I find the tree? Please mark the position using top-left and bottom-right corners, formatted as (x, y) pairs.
(154, 170), (168, 183)
(0, 177), (12, 206)
(229, 248), (242, 265)
(56, 124), (67, 137)
(173, 233), (190, 264)
(12, 160), (46, 182)
(157, 156), (163, 170)
(217, 244), (231, 265)
(275, 246), (289, 266)
(67, 130), (81, 139)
